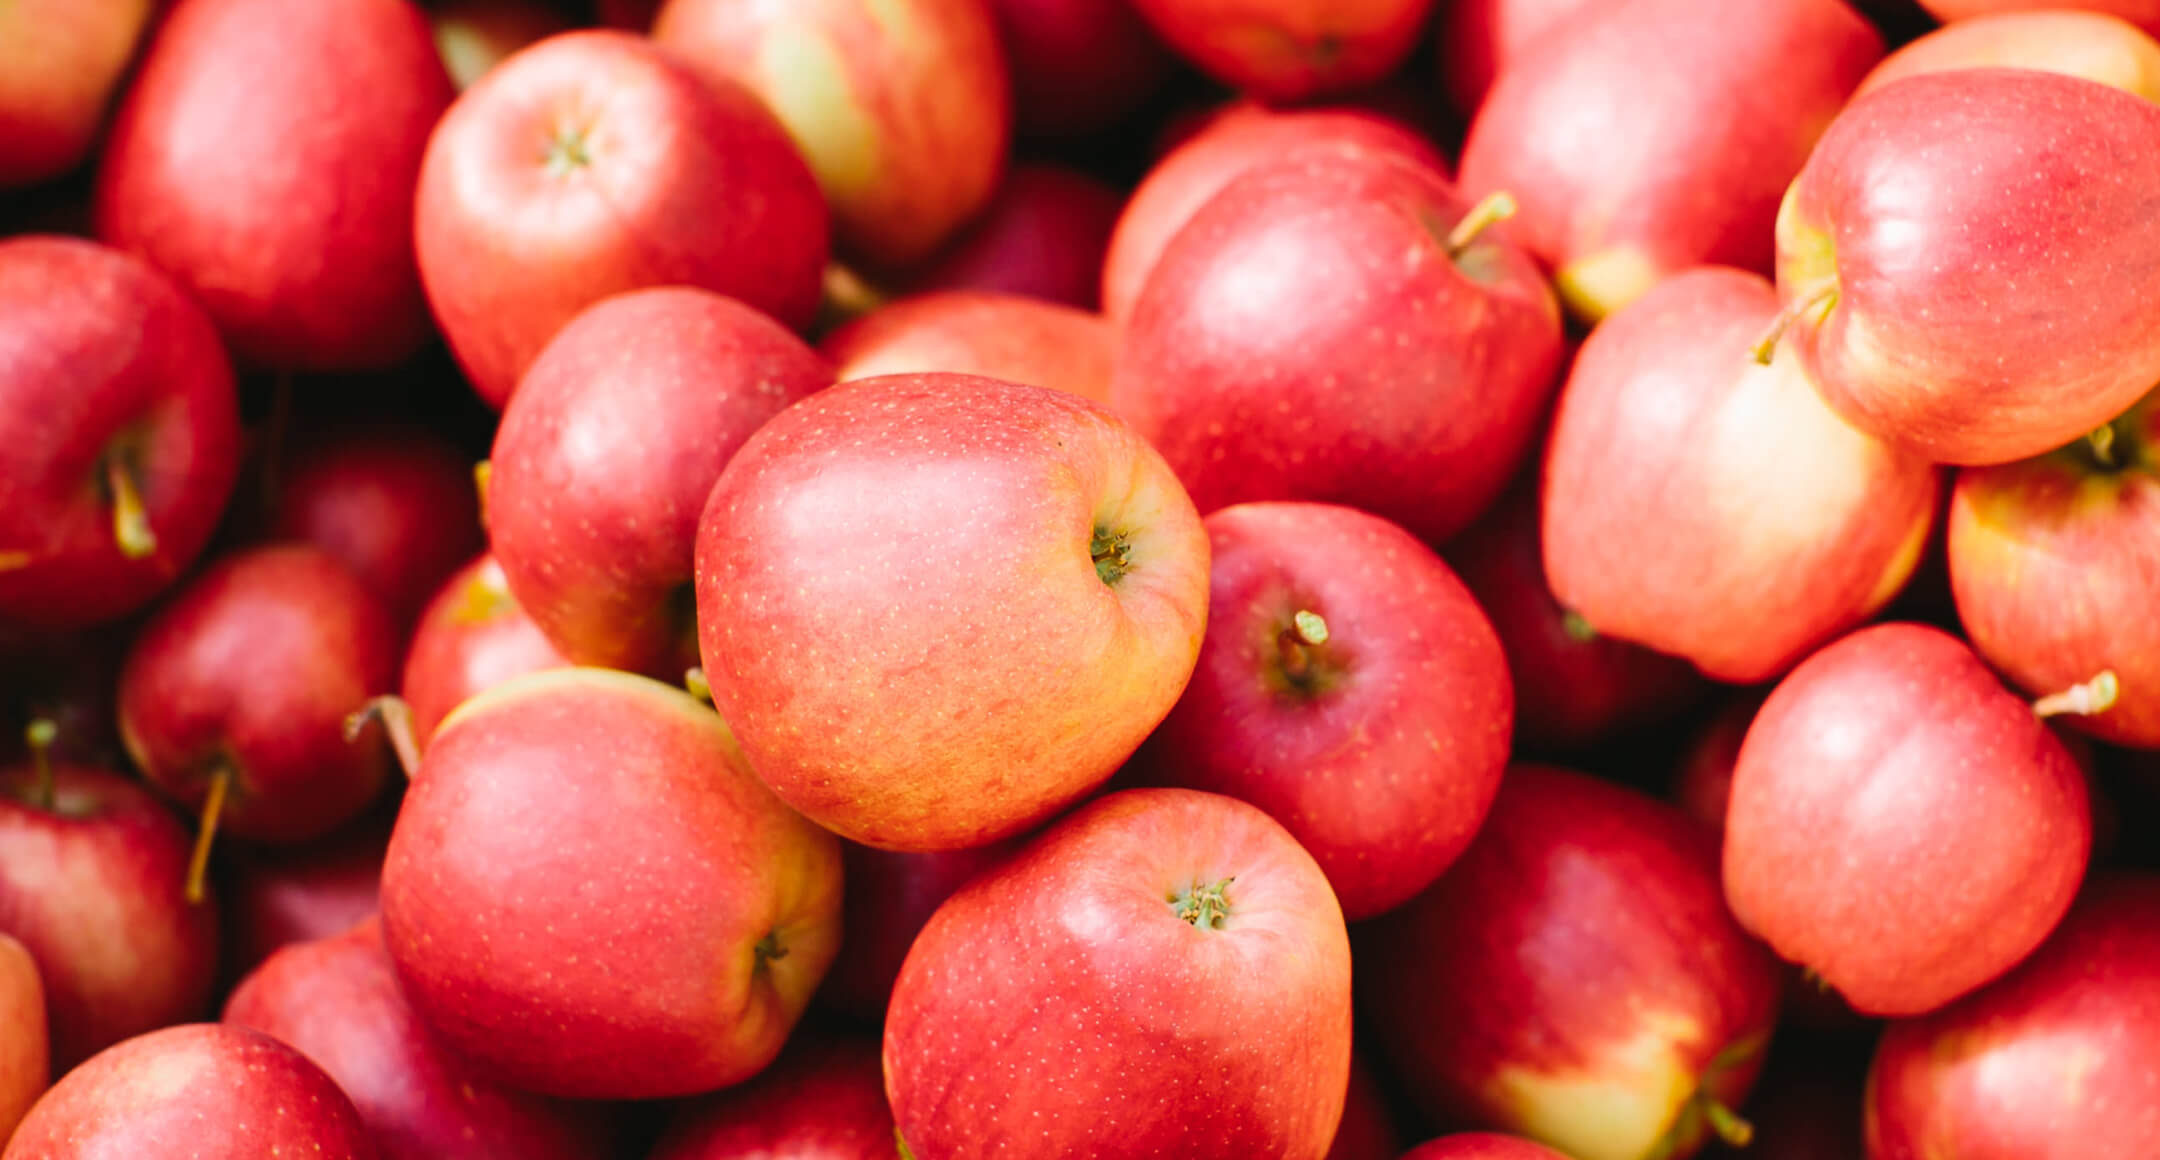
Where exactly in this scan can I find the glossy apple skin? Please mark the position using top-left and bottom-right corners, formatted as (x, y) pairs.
(820, 290), (1114, 404)
(1135, 502), (1511, 919)
(649, 1035), (895, 1159)
(1128, 0), (1433, 101)
(1358, 765), (1781, 1160)
(1435, 0), (1597, 117)
(1114, 147), (1561, 545)
(992, 0), (1174, 136)
(216, 808), (389, 984)
(381, 668), (844, 1100)
(904, 163), (1123, 310)
(0, 933), (47, 1142)
(1948, 390), (2160, 748)
(1776, 69), (2160, 466)
(1724, 623), (2092, 1017)
(0, 764), (218, 1071)
(0, 236), (240, 630)
(1460, 0), (1879, 323)
(1859, 9), (2160, 101)
(1541, 268), (1939, 684)
(1, 1023), (375, 1159)
(885, 788), (1354, 1160)
(695, 373), (1210, 851)
(1401, 1136), (1572, 1160)
(0, 0), (154, 188)
(414, 30), (827, 409)
(400, 553), (570, 749)
(1865, 875), (2160, 1158)
(94, 0), (450, 372)
(490, 287), (833, 679)
(1101, 103), (1444, 325)
(816, 838), (1019, 1023)
(653, 0), (1009, 271)
(226, 918), (614, 1160)
(429, 0), (571, 89)
(118, 545), (399, 844)
(1920, 0), (2160, 35)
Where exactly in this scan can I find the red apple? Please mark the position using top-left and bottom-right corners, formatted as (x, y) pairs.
(0, 0), (155, 188)
(596, 0), (660, 27)
(884, 787), (1353, 1159)
(1919, 0), (2160, 36)
(1723, 622), (2093, 1017)
(226, 918), (614, 1160)
(1401, 1136), (1571, 1160)
(400, 553), (570, 750)
(1328, 1053), (1402, 1160)
(430, 0), (572, 89)
(1435, 0), (1597, 117)
(991, 0), (1174, 136)
(816, 838), (1020, 1023)
(1134, 501), (1511, 919)
(0, 933), (47, 1143)
(414, 29), (827, 408)
(94, 0), (452, 371)
(380, 668), (844, 1100)
(490, 287), (832, 679)
(1670, 691), (1764, 835)
(903, 162), (1123, 310)
(1858, 9), (2160, 101)
(1358, 765), (1782, 1160)
(820, 290), (1115, 405)
(1459, 0), (1881, 322)
(217, 808), (390, 984)
(1541, 267), (1940, 684)
(1, 1023), (375, 1159)
(649, 1035), (894, 1159)
(1111, 146), (1561, 545)
(1127, 0), (1434, 101)
(1865, 874), (2160, 1158)
(694, 373), (1210, 851)
(653, 0), (1009, 271)
(1772, 68), (2160, 466)
(0, 235), (240, 630)
(1948, 388), (2160, 749)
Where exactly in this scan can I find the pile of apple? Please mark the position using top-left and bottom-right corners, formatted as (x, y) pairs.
(3, 0), (2158, 1157)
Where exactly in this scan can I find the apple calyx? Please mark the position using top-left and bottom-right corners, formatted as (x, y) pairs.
(1643, 1032), (1762, 1160)
(1169, 876), (1235, 931)
(102, 450), (158, 560)
(23, 718), (58, 811)
(1446, 190), (1519, 259)
(2033, 671), (2121, 719)
(1277, 609), (1331, 685)
(345, 696), (420, 778)
(1561, 608), (1598, 643)
(1091, 526), (1134, 586)
(473, 460), (492, 529)
(184, 762), (233, 905)
(2088, 424), (2120, 469)
(1749, 283), (1836, 366)
(542, 122), (593, 178)
(753, 930), (789, 969)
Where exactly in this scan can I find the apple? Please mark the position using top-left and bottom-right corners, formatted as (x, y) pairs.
(1948, 387), (2160, 749)
(226, 918), (615, 1160)
(649, 1035), (894, 1159)
(1670, 691), (1765, 835)
(0, 0), (155, 188)
(1865, 874), (2160, 1158)
(1858, 9), (2160, 101)
(1327, 1053), (1402, 1160)
(380, 667), (844, 1100)
(1126, 0), (1434, 101)
(1435, 0), (1598, 117)
(400, 553), (570, 750)
(884, 787), (1353, 1159)
(1401, 1137), (1571, 1160)
(490, 287), (833, 679)
(820, 290), (1115, 405)
(94, 0), (452, 372)
(1101, 102), (1444, 325)
(652, 0), (1010, 271)
(0, 933), (47, 1143)
(1458, 0), (1881, 323)
(1, 1023), (374, 1159)
(1111, 145), (1561, 545)
(1918, 0), (2160, 36)
(1133, 501), (1511, 919)
(903, 162), (1124, 310)
(118, 545), (400, 901)
(216, 808), (391, 984)
(1541, 267), (1940, 684)
(695, 373), (1209, 851)
(0, 728), (218, 1072)
(1723, 622), (2094, 1017)
(816, 838), (1020, 1023)
(429, 0), (571, 89)
(414, 29), (827, 409)
(991, 0), (1174, 136)
(1357, 765), (1781, 1160)
(0, 235), (240, 630)
(1771, 68), (2160, 466)
(597, 0), (661, 27)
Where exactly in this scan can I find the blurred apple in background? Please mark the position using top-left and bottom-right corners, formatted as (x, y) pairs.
(991, 0), (1174, 136)
(815, 838), (1021, 1023)
(429, 0), (572, 89)
(1434, 0), (1597, 118)
(0, 0), (155, 189)
(903, 162), (1123, 310)
(399, 553), (570, 750)
(1401, 1135), (1571, 1160)
(1326, 1054), (1404, 1160)
(0, 933), (46, 1141)
(1127, 0), (1436, 101)
(1918, 0), (2160, 36)
(1858, 8), (2160, 100)
(216, 808), (391, 985)
(648, 1035), (894, 1159)
(821, 291), (1114, 403)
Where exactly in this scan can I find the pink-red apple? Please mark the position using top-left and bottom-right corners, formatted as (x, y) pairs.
(1127, 0), (1434, 101)
(1858, 9), (2160, 101)
(430, 0), (571, 89)
(903, 162), (1123, 310)
(1402, 1137), (1571, 1160)
(1435, 0), (1597, 117)
(816, 838), (1019, 1023)
(0, 933), (47, 1142)
(1918, 0), (2160, 36)
(1670, 691), (1764, 835)
(399, 553), (570, 750)
(0, 0), (155, 188)
(991, 0), (1174, 136)
(649, 1035), (894, 1159)
(820, 290), (1114, 404)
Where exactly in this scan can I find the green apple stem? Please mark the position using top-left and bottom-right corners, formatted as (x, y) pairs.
(895, 1130), (916, 1160)
(2034, 671), (2120, 719)
(684, 667), (713, 704)
(103, 454), (158, 560)
(344, 696), (421, 779)
(1561, 608), (1598, 643)
(2088, 424), (2119, 469)
(184, 764), (231, 906)
(1446, 191), (1518, 258)
(24, 718), (58, 811)
(1278, 610), (1330, 683)
(473, 459), (493, 531)
(1703, 1098), (1754, 1147)
(1750, 284), (1836, 366)
(1091, 527), (1134, 586)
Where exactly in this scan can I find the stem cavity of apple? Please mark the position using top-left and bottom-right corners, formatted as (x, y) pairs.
(2033, 670), (2120, 719)
(184, 763), (232, 906)
(1750, 283), (1838, 366)
(1278, 610), (1330, 685)
(684, 667), (713, 704)
(1561, 608), (1598, 643)
(1091, 526), (1134, 586)
(345, 696), (422, 779)
(1169, 876), (1235, 931)
(24, 718), (58, 812)
(2087, 424), (2119, 469)
(542, 123), (593, 178)
(103, 452), (158, 560)
(754, 930), (789, 969)
(1446, 191), (1519, 259)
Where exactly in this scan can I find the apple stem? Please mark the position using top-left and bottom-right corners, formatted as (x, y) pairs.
(184, 764), (231, 906)
(2033, 671), (2120, 719)
(344, 696), (421, 778)
(894, 1131), (916, 1160)
(684, 667), (713, 704)
(24, 718), (58, 811)
(2088, 424), (2119, 469)
(1703, 1098), (1754, 1148)
(103, 454), (158, 560)
(1446, 191), (1518, 258)
(1278, 610), (1330, 682)
(1561, 609), (1598, 643)
(473, 460), (493, 531)
(1750, 284), (1836, 366)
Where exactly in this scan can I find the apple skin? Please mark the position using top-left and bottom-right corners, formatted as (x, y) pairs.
(694, 373), (1210, 852)
(1859, 9), (2160, 102)
(1357, 765), (1782, 1160)
(0, 933), (48, 1143)
(1775, 68), (2160, 466)
(400, 553), (571, 750)
(490, 287), (833, 679)
(884, 787), (1354, 1160)
(991, 0), (1174, 136)
(380, 667), (845, 1100)
(429, 0), (572, 89)
(118, 545), (399, 845)
(816, 838), (1020, 1023)
(1, 1023), (376, 1159)
(1127, 0), (1434, 102)
(1723, 622), (2092, 1018)
(414, 29), (828, 410)
(216, 808), (390, 985)
(93, 0), (451, 372)
(1435, 0), (1598, 117)
(1541, 267), (1940, 684)
(820, 290), (1115, 405)
(1947, 389), (2160, 749)
(1919, 0), (2160, 36)
(1112, 146), (1562, 546)
(1132, 501), (1512, 919)
(649, 1035), (895, 1159)
(1459, 0), (1881, 323)
(653, 0), (1010, 271)
(904, 162), (1123, 310)
(0, 235), (241, 630)
(1401, 1136), (1571, 1160)
(1101, 102), (1444, 326)
(0, 0), (155, 188)
(1864, 874), (2160, 1158)
(225, 918), (615, 1160)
